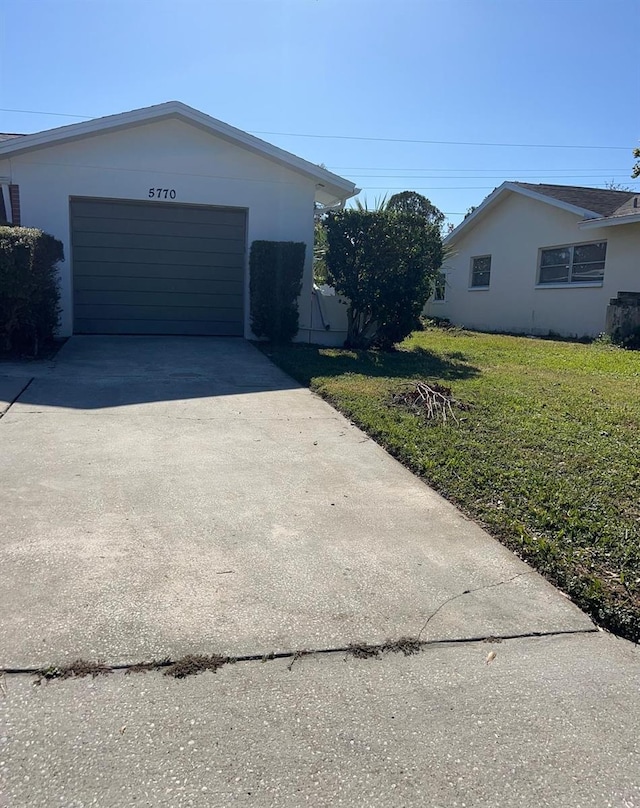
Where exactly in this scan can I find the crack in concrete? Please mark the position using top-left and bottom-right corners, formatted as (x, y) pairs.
(0, 377), (34, 419)
(417, 571), (538, 639)
(0, 627), (598, 683)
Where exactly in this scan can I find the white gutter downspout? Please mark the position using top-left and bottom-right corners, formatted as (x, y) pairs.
(313, 284), (332, 331)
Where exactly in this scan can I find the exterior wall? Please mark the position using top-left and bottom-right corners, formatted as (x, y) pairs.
(0, 118), (318, 339)
(425, 192), (640, 338)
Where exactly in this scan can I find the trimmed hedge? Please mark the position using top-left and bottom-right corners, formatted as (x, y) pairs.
(250, 240), (305, 343)
(0, 226), (63, 355)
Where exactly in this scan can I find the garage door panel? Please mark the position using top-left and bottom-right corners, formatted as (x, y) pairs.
(75, 289), (243, 309)
(71, 216), (246, 241)
(74, 275), (244, 296)
(74, 319), (244, 336)
(75, 304), (243, 322)
(71, 200), (246, 227)
(73, 246), (245, 268)
(71, 199), (246, 336)
(73, 260), (243, 280)
(72, 231), (245, 255)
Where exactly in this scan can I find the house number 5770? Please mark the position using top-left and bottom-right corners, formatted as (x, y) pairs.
(148, 188), (176, 199)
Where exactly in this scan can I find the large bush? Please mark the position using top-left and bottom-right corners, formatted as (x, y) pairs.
(0, 226), (63, 354)
(250, 240), (305, 343)
(324, 208), (443, 350)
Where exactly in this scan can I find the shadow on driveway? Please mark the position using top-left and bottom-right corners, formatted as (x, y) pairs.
(0, 336), (301, 412)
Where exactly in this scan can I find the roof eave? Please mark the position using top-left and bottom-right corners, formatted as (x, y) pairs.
(315, 185), (361, 207)
(0, 101), (357, 200)
(507, 183), (601, 219)
(444, 181), (602, 245)
(579, 212), (640, 230)
(444, 182), (512, 245)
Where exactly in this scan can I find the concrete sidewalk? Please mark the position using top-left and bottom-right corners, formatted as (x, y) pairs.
(1, 336), (638, 806)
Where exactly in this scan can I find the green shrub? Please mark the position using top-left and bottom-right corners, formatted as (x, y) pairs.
(250, 240), (305, 343)
(313, 217), (329, 285)
(324, 208), (443, 350)
(0, 226), (63, 355)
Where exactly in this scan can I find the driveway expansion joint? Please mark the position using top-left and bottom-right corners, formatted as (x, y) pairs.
(0, 376), (34, 418)
(0, 627), (600, 684)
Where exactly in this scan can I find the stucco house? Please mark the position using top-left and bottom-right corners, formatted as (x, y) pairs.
(425, 182), (640, 338)
(0, 102), (358, 342)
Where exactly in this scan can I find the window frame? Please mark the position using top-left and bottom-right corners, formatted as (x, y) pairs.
(432, 271), (446, 303)
(0, 183), (11, 223)
(537, 240), (607, 287)
(469, 254), (492, 289)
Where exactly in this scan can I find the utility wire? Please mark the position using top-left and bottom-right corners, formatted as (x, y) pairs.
(327, 166), (631, 172)
(0, 107), (631, 151)
(343, 173), (638, 180)
(252, 130), (630, 151)
(358, 184), (630, 191)
(0, 107), (92, 119)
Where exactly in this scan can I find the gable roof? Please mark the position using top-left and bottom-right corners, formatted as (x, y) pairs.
(446, 181), (639, 244)
(0, 133), (25, 142)
(0, 103), (358, 207)
(513, 183), (635, 218)
(578, 190), (640, 230)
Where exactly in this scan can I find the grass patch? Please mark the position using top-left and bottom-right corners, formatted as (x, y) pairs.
(259, 329), (640, 643)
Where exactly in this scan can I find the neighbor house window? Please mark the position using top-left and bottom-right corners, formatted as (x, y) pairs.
(433, 271), (446, 301)
(470, 255), (491, 287)
(538, 242), (607, 285)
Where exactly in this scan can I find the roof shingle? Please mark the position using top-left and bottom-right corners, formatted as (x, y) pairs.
(514, 182), (636, 217)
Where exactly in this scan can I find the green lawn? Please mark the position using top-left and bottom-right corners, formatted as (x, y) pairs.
(260, 328), (640, 643)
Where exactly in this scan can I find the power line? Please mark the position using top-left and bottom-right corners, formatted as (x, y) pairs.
(344, 173), (639, 180)
(356, 184), (633, 191)
(357, 186), (502, 190)
(327, 166), (631, 172)
(0, 108), (631, 151)
(0, 107), (91, 119)
(252, 130), (631, 151)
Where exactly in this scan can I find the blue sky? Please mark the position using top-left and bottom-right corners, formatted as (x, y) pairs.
(1, 0), (638, 225)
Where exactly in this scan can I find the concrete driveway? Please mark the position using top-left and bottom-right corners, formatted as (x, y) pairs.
(1, 336), (638, 807)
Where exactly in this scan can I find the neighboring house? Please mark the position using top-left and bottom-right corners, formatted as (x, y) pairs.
(0, 102), (358, 342)
(425, 182), (640, 338)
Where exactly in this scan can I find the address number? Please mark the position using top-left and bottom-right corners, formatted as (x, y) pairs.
(148, 188), (176, 199)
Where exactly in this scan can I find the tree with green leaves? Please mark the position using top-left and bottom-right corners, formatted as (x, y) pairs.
(385, 190), (445, 230)
(313, 215), (329, 284)
(324, 207), (443, 350)
(632, 147), (640, 179)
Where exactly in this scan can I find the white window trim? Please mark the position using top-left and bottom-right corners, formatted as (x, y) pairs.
(432, 271), (447, 303)
(470, 254), (491, 289)
(0, 182), (11, 223)
(537, 240), (607, 286)
(535, 281), (604, 290)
